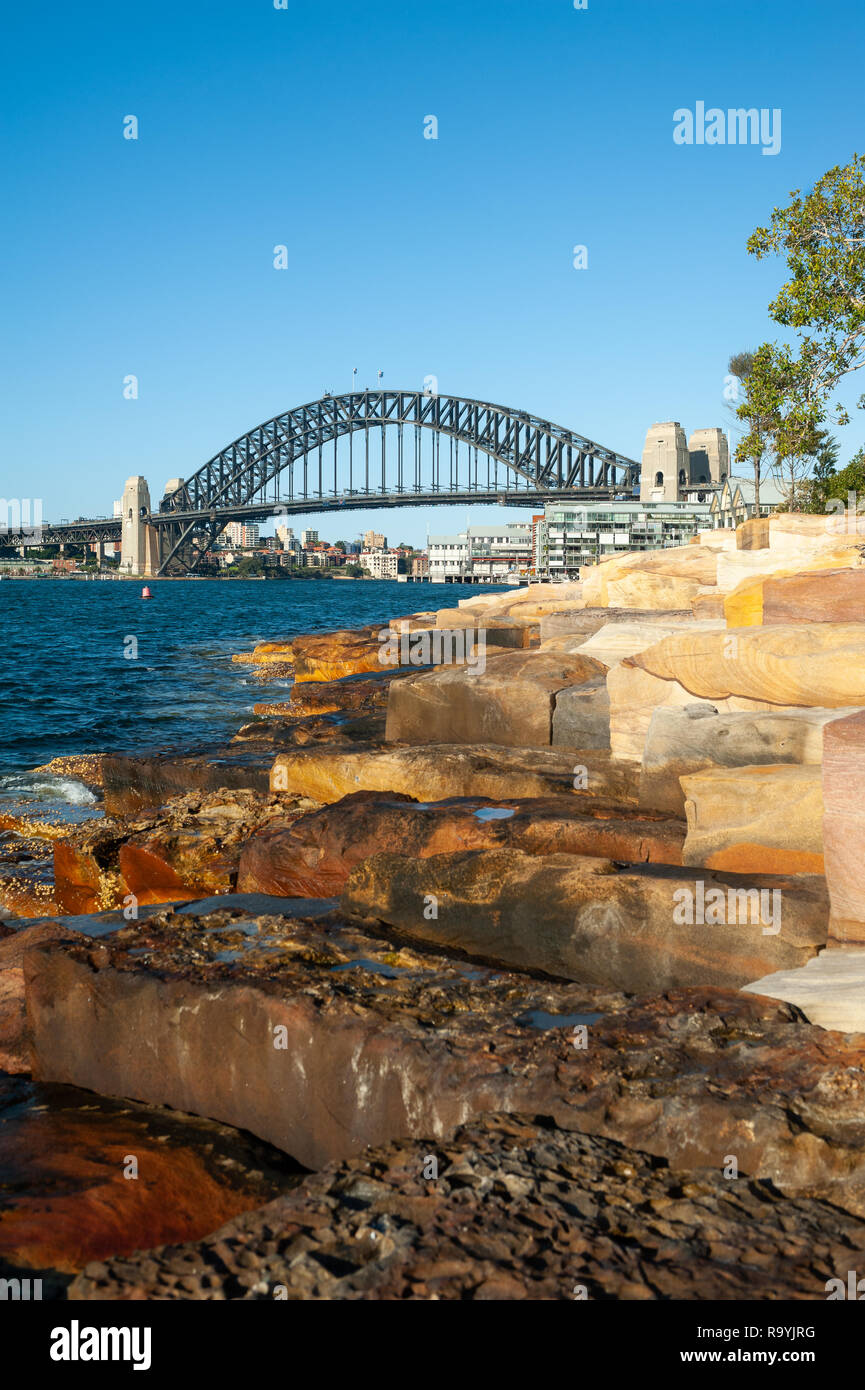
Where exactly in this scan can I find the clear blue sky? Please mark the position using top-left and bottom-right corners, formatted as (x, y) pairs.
(2, 0), (863, 545)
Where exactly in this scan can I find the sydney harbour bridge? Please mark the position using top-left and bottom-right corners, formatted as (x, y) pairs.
(10, 389), (642, 575)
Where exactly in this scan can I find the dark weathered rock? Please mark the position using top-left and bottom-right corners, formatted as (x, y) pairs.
(53, 790), (305, 912)
(0, 924), (82, 1072)
(102, 745), (279, 814)
(0, 1072), (302, 1275)
(23, 906), (621, 1170)
(68, 1109), (865, 1301)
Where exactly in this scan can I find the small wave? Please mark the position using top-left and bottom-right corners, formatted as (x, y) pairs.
(0, 773), (98, 807)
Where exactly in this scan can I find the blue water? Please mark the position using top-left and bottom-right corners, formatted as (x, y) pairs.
(0, 577), (506, 816)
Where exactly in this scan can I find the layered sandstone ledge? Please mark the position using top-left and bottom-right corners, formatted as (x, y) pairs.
(4, 510), (865, 1297)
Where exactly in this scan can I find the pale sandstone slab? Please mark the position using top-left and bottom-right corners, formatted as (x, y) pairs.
(742, 949), (865, 1033)
(640, 704), (862, 815)
(385, 650), (605, 748)
(629, 623), (865, 708)
(343, 848), (827, 991)
(769, 511), (865, 554)
(681, 764), (824, 875)
(539, 607), (692, 644)
(607, 663), (774, 764)
(572, 619), (724, 671)
(822, 710), (865, 943)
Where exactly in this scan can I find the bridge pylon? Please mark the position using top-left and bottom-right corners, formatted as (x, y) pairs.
(119, 476), (161, 576)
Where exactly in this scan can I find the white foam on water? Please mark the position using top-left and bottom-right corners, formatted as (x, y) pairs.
(0, 772), (98, 808)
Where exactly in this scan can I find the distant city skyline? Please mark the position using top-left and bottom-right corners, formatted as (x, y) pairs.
(3, 0), (864, 548)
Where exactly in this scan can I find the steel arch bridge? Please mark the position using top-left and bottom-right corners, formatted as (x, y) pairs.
(154, 389), (640, 574)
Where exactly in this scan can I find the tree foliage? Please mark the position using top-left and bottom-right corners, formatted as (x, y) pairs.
(736, 154), (865, 508)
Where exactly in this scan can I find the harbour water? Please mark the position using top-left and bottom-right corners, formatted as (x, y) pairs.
(0, 577), (503, 820)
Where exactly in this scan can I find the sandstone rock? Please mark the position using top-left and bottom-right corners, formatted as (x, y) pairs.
(551, 677), (610, 748)
(24, 906), (622, 1170)
(237, 793), (684, 897)
(691, 589), (727, 620)
(264, 668), (415, 718)
(433, 612), (539, 648)
(385, 650), (605, 748)
(743, 948), (865, 1033)
(572, 619), (724, 671)
(681, 764), (824, 874)
(759, 568), (865, 625)
(0, 923), (82, 1072)
(292, 627), (390, 683)
(540, 606), (696, 644)
(270, 743), (638, 806)
(769, 510), (865, 553)
(102, 744), (281, 813)
(389, 612), (438, 633)
(581, 545), (719, 610)
(629, 623), (865, 708)
(719, 552), (863, 622)
(640, 704), (859, 816)
(822, 710), (865, 943)
(736, 516), (771, 550)
(343, 848), (826, 991)
(607, 663), (774, 764)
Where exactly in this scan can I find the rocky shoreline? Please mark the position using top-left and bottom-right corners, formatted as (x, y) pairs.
(3, 511), (865, 1299)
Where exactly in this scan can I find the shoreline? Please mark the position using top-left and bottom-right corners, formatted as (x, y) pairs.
(2, 512), (865, 1298)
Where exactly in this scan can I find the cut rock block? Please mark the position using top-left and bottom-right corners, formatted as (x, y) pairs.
(343, 848), (827, 991)
(270, 743), (639, 806)
(742, 949), (865, 1033)
(238, 792), (684, 896)
(572, 619), (723, 671)
(640, 703), (859, 816)
(681, 764), (824, 874)
(736, 517), (771, 550)
(551, 677), (610, 749)
(822, 710), (865, 943)
(385, 650), (605, 748)
(607, 663), (773, 764)
(23, 906), (616, 1170)
(629, 623), (865, 708)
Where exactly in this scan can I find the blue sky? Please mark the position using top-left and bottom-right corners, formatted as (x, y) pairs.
(2, 0), (863, 545)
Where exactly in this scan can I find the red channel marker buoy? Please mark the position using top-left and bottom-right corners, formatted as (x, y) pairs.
(141, 586), (153, 599)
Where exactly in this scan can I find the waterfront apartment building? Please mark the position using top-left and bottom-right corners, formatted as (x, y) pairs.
(428, 524), (532, 582)
(534, 500), (712, 576)
(360, 549), (399, 579)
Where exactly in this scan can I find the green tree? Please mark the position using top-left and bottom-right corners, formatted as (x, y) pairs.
(738, 154), (865, 509)
(728, 349), (767, 508)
